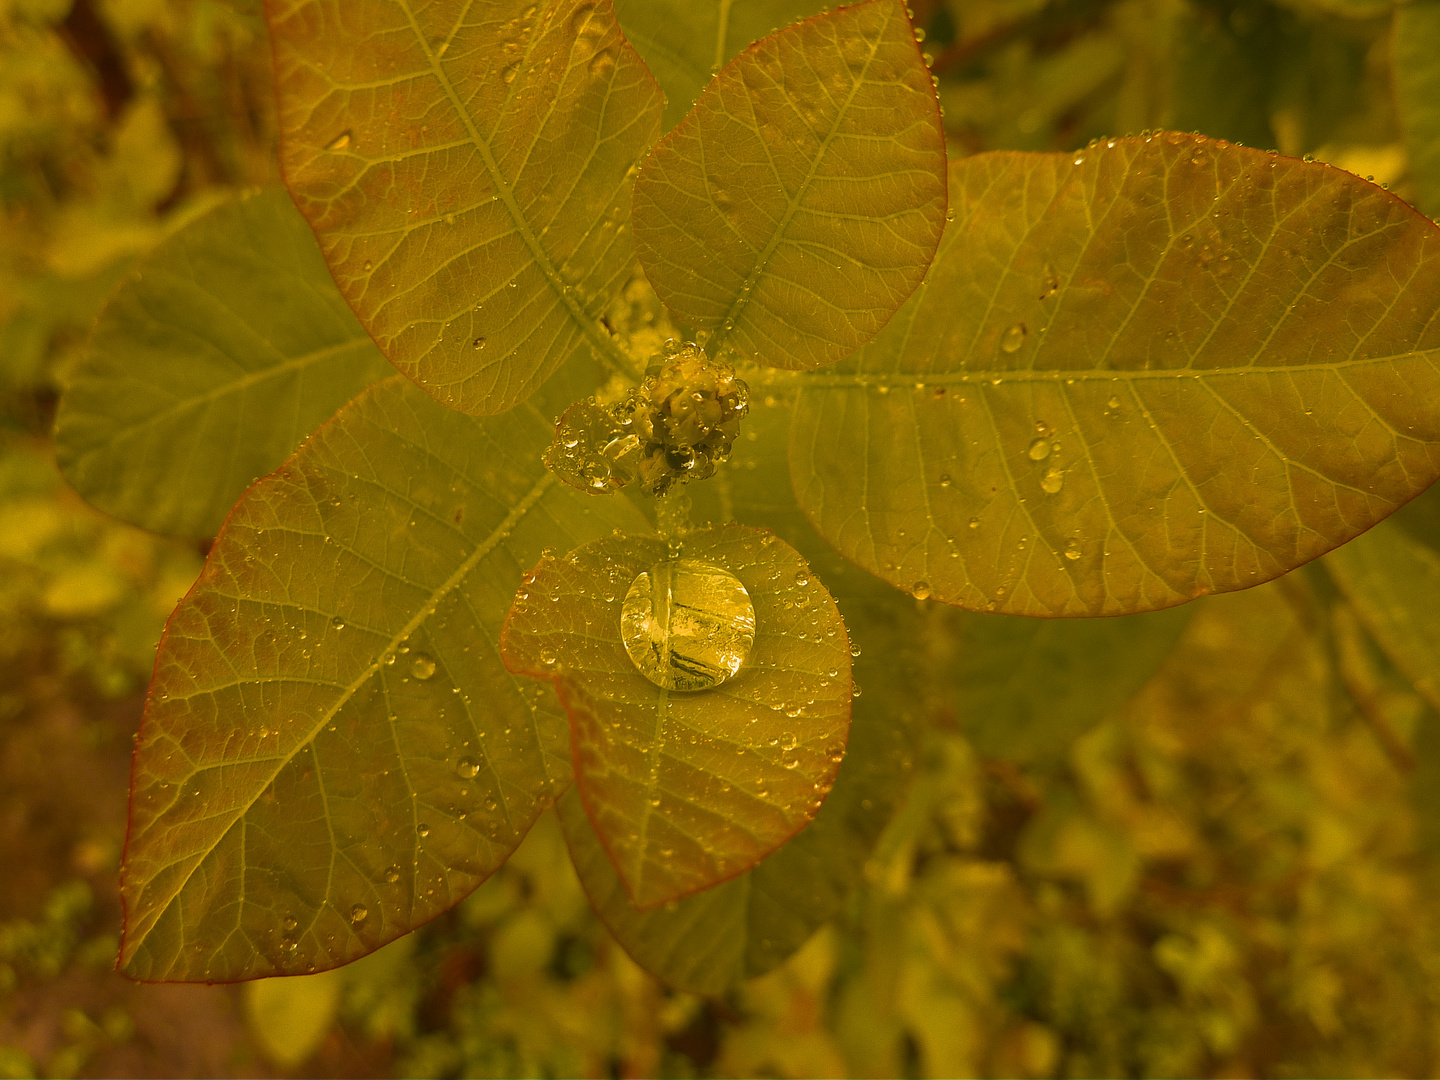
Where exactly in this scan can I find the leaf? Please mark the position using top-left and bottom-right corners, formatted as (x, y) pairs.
(119, 374), (644, 981)
(554, 396), (920, 994)
(951, 605), (1192, 764)
(1324, 513), (1440, 714)
(55, 188), (393, 538)
(267, 0), (662, 415)
(789, 133), (1440, 616)
(244, 969), (341, 1068)
(1394, 0), (1440, 221)
(631, 0), (947, 371)
(612, 0), (833, 130)
(501, 524), (852, 907)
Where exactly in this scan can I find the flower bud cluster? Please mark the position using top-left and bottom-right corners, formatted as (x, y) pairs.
(544, 341), (749, 497)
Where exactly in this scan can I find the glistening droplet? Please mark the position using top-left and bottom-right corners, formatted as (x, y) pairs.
(620, 558), (756, 692)
(1064, 537), (1082, 560)
(410, 654), (437, 680)
(325, 130), (352, 151)
(457, 757), (480, 779)
(911, 581), (931, 600)
(1041, 466), (1065, 494)
(350, 904), (368, 924)
(1000, 323), (1026, 353)
(1027, 437), (1052, 461)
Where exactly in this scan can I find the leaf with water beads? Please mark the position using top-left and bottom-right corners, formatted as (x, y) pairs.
(267, 0), (663, 415)
(500, 524), (852, 907)
(791, 133), (1440, 616)
(119, 375), (644, 981)
(630, 0), (948, 371)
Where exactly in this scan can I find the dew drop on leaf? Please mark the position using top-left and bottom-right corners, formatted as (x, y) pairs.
(325, 130), (351, 150)
(473, 337), (486, 350)
(1065, 537), (1082, 560)
(1000, 323), (1026, 353)
(620, 558), (756, 691)
(912, 581), (932, 600)
(1027, 437), (1052, 461)
(1041, 466), (1065, 494)
(939, 474), (952, 487)
(330, 615), (345, 630)
(969, 516), (981, 529)
(382, 865), (401, 884)
(350, 904), (368, 924)
(794, 570), (809, 586)
(282, 916), (299, 933)
(456, 757), (480, 779)
(417, 823), (430, 838)
(410, 654), (437, 680)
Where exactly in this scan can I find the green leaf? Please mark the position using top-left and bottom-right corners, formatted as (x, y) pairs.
(1394, 0), (1440, 221)
(267, 0), (662, 415)
(1325, 514), (1440, 714)
(54, 188), (393, 539)
(631, 0), (947, 371)
(119, 375), (644, 982)
(613, 0), (833, 131)
(554, 396), (921, 994)
(952, 605), (1192, 764)
(244, 969), (341, 1069)
(789, 133), (1440, 616)
(502, 524), (852, 907)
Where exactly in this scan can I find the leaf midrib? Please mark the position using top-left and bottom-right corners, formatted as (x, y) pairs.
(708, 0), (889, 353)
(398, 0), (643, 381)
(126, 470), (559, 961)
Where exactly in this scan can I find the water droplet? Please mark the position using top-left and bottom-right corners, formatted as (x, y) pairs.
(794, 570), (809, 586)
(473, 337), (486, 350)
(911, 581), (931, 600)
(502, 61), (519, 84)
(621, 559), (756, 692)
(457, 757), (480, 779)
(850, 642), (861, 657)
(852, 685), (862, 698)
(331, 615), (345, 630)
(281, 937), (298, 953)
(1027, 437), (1052, 461)
(939, 474), (952, 487)
(1000, 323), (1026, 353)
(325, 130), (352, 151)
(1041, 467), (1065, 495)
(1064, 537), (1082, 560)
(1106, 395), (1121, 412)
(350, 904), (368, 924)
(382, 865), (401, 884)
(410, 654), (437, 680)
(282, 916), (299, 933)
(417, 823), (430, 838)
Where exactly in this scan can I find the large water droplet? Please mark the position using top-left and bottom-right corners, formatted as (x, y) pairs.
(325, 130), (352, 151)
(457, 757), (480, 779)
(911, 581), (931, 600)
(410, 654), (437, 680)
(1064, 537), (1082, 560)
(382, 865), (401, 884)
(1041, 466), (1065, 494)
(620, 558), (756, 691)
(1000, 323), (1026, 353)
(1027, 437), (1052, 461)
(350, 904), (368, 924)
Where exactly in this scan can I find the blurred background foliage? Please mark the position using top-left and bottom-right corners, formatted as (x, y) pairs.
(2, 0), (1439, 1076)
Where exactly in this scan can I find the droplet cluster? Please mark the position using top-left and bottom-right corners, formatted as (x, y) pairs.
(543, 341), (749, 496)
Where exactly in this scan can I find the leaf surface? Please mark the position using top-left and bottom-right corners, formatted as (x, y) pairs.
(631, 0), (947, 370)
(120, 375), (643, 981)
(1394, 0), (1440, 221)
(613, 0), (833, 130)
(55, 188), (393, 538)
(952, 605), (1192, 763)
(555, 395), (920, 993)
(502, 524), (851, 907)
(790, 134), (1440, 616)
(268, 0), (661, 414)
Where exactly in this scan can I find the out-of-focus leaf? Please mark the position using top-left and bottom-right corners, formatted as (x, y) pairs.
(789, 134), (1440, 616)
(244, 968), (342, 1068)
(952, 605), (1192, 764)
(1167, 4), (1274, 149)
(632, 0), (947, 371)
(503, 525), (851, 907)
(55, 188), (393, 538)
(613, 0), (833, 130)
(1394, 0), (1440, 220)
(1325, 514), (1440, 712)
(267, 0), (661, 415)
(119, 375), (644, 981)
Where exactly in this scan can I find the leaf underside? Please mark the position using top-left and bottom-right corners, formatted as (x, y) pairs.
(631, 0), (948, 370)
(790, 134), (1440, 616)
(55, 188), (393, 538)
(120, 375), (642, 982)
(268, 0), (662, 415)
(502, 525), (852, 908)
